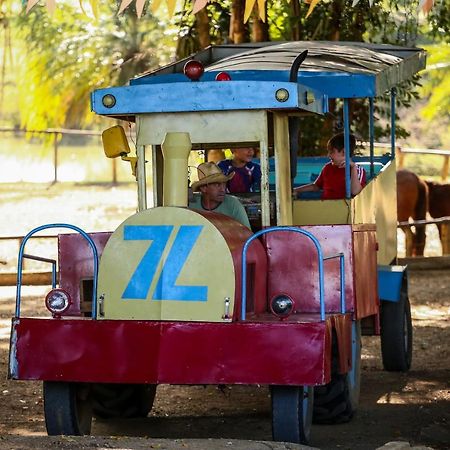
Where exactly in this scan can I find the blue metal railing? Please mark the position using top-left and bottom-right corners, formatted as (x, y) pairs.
(15, 224), (99, 319)
(241, 226), (345, 321)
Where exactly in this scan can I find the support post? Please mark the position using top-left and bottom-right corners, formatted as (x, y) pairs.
(273, 112), (293, 225)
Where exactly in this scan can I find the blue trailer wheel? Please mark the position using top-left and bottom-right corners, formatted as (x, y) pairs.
(380, 284), (413, 372)
(43, 381), (93, 435)
(271, 385), (314, 444)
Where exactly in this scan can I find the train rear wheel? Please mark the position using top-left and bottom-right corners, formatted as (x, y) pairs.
(271, 385), (314, 444)
(43, 381), (92, 435)
(313, 322), (361, 424)
(91, 383), (156, 419)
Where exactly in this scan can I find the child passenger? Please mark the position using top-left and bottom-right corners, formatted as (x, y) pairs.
(218, 147), (261, 194)
(294, 133), (366, 200)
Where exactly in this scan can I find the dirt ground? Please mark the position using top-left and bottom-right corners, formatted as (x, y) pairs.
(0, 184), (449, 450)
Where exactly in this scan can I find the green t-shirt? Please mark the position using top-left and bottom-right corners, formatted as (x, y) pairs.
(189, 194), (251, 229)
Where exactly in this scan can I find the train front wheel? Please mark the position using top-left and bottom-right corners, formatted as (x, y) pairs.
(271, 385), (314, 444)
(43, 381), (92, 436)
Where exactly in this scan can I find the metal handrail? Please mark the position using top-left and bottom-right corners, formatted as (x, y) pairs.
(22, 254), (57, 288)
(241, 226), (345, 321)
(15, 224), (99, 319)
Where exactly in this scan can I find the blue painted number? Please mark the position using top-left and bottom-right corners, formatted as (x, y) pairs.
(122, 225), (207, 301)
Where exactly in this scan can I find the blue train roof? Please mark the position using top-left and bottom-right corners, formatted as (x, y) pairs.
(133, 41), (427, 99)
(91, 41), (426, 118)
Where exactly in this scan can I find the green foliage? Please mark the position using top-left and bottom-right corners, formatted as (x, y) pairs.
(174, 0), (231, 58)
(13, 2), (174, 130)
(420, 43), (450, 120)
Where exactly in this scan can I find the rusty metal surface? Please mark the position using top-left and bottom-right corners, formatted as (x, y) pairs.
(265, 225), (355, 314)
(8, 316), (351, 386)
(352, 230), (379, 319)
(265, 225), (378, 321)
(58, 232), (111, 315)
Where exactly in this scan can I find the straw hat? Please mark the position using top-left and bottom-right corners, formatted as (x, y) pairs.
(191, 162), (234, 191)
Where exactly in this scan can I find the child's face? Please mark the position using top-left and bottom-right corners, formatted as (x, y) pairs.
(232, 148), (255, 163)
(327, 145), (345, 167)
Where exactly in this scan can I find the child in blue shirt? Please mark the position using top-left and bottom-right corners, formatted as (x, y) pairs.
(218, 147), (261, 193)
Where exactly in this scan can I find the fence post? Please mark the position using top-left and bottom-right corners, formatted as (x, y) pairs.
(396, 146), (404, 169)
(441, 224), (450, 255)
(442, 155), (449, 181)
(53, 132), (59, 183)
(112, 158), (118, 185)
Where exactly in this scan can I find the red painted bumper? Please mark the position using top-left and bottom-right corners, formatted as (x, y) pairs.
(9, 315), (351, 386)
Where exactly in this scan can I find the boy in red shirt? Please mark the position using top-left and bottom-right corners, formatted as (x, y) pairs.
(294, 133), (366, 200)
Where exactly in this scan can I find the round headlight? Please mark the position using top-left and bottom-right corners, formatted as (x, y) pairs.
(45, 289), (71, 317)
(270, 295), (294, 318)
(275, 88), (289, 103)
(102, 94), (116, 108)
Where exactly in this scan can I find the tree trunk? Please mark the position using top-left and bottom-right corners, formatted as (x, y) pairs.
(252, 10), (269, 42)
(229, 0), (247, 43)
(290, 0), (301, 41)
(329, 0), (342, 41)
(195, 9), (211, 49)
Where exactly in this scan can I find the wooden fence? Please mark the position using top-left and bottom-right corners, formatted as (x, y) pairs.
(398, 216), (450, 257)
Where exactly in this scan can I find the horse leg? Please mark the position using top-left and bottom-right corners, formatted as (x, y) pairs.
(412, 179), (428, 256)
(404, 228), (415, 257)
(437, 223), (450, 255)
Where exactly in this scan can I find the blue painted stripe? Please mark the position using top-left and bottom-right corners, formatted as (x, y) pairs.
(122, 225), (173, 300)
(153, 225), (208, 301)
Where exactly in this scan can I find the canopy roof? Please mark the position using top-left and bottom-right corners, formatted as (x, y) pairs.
(133, 41), (426, 99)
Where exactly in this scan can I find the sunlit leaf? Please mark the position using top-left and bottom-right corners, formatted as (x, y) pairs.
(118, 0), (134, 15)
(150, 0), (162, 14)
(166, 0), (178, 17)
(193, 0), (208, 15)
(244, 0), (257, 23)
(88, 0), (99, 19)
(305, 0), (321, 19)
(257, 0), (266, 22)
(418, 0), (434, 14)
(46, 0), (56, 14)
(26, 0), (40, 13)
(136, 0), (146, 17)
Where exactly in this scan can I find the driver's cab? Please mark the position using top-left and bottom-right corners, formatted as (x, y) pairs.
(129, 109), (304, 231)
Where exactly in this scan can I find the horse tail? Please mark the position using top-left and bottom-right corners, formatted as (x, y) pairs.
(413, 178), (428, 256)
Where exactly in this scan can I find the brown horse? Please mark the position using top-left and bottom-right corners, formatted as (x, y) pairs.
(397, 169), (428, 256)
(426, 180), (450, 253)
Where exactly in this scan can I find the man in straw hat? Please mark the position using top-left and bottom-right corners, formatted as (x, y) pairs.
(189, 162), (251, 228)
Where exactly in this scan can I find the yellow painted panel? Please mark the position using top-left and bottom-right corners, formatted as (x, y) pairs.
(293, 199), (351, 225)
(97, 207), (235, 322)
(369, 161), (397, 265)
(137, 110), (268, 146)
(293, 160), (397, 264)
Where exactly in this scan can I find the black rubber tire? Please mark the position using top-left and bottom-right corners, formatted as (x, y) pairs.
(380, 286), (413, 372)
(91, 383), (156, 419)
(271, 385), (314, 444)
(43, 381), (92, 436)
(313, 322), (361, 424)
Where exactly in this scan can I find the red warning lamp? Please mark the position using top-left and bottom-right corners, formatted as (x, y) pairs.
(215, 72), (232, 81)
(184, 60), (204, 81)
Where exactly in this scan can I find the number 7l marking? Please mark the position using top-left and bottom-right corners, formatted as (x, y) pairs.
(121, 225), (208, 301)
